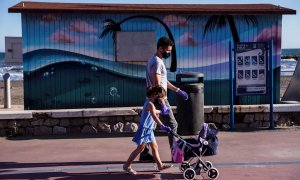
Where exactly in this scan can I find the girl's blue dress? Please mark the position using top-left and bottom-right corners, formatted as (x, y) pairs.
(132, 100), (156, 145)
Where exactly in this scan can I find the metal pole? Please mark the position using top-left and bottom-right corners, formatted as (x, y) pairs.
(3, 73), (11, 108)
(269, 40), (274, 129)
(229, 41), (235, 130)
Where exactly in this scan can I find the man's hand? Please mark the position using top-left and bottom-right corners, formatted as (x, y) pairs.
(160, 104), (170, 115)
(177, 89), (188, 100)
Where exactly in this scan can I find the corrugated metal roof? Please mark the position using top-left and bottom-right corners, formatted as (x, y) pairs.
(9, 2), (296, 15)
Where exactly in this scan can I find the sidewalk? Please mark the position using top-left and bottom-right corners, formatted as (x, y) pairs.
(0, 128), (300, 180)
(0, 105), (24, 111)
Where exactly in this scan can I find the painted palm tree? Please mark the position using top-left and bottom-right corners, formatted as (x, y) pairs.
(100, 15), (177, 72)
(203, 15), (259, 43)
(202, 15), (259, 105)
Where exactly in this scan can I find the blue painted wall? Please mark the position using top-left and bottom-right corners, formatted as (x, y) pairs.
(21, 13), (282, 109)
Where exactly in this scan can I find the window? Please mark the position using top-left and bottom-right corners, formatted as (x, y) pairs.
(116, 31), (156, 62)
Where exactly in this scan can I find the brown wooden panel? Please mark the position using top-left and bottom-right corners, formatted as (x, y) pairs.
(9, 2), (296, 15)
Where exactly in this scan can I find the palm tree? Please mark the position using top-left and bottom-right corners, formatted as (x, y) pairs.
(203, 15), (258, 43)
(100, 15), (177, 72)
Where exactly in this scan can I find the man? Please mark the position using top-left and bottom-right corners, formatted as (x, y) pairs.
(140, 37), (188, 162)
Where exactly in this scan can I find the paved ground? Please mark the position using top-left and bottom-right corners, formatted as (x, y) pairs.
(1, 128), (300, 180)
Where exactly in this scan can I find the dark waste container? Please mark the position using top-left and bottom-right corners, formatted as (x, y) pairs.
(176, 72), (204, 135)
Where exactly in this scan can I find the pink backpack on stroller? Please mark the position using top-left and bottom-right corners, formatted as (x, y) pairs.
(172, 140), (186, 163)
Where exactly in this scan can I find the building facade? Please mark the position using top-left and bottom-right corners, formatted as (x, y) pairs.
(9, 2), (296, 109)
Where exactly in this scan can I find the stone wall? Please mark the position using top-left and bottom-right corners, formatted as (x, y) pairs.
(1, 104), (300, 137)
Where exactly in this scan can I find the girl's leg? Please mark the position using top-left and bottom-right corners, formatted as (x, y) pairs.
(124, 143), (146, 167)
(149, 141), (172, 171)
(148, 141), (163, 167)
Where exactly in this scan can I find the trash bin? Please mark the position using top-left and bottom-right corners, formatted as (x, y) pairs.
(176, 72), (204, 135)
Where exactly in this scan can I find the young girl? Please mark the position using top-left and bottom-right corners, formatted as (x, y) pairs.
(123, 86), (173, 175)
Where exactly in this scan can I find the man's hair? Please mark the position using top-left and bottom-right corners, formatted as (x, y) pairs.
(157, 37), (174, 49)
(146, 86), (166, 98)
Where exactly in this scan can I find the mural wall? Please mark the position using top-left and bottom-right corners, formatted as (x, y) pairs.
(22, 13), (282, 109)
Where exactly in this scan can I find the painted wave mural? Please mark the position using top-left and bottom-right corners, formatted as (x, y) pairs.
(23, 49), (232, 109)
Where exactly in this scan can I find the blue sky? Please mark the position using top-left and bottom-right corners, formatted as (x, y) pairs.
(0, 0), (299, 52)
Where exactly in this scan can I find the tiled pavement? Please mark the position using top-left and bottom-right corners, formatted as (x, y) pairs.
(1, 128), (300, 179)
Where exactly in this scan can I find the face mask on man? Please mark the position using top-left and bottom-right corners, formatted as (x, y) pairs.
(162, 51), (171, 59)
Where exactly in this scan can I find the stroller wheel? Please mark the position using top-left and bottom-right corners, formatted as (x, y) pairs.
(207, 167), (219, 179)
(203, 161), (213, 171)
(183, 168), (196, 180)
(179, 161), (190, 172)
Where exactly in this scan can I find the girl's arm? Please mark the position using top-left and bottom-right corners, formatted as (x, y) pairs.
(147, 102), (164, 126)
(155, 109), (161, 114)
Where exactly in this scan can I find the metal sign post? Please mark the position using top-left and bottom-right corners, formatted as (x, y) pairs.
(229, 41), (234, 130)
(269, 40), (274, 129)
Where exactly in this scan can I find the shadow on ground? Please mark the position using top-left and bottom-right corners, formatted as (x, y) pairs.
(0, 171), (185, 180)
(4, 132), (171, 141)
(0, 161), (127, 170)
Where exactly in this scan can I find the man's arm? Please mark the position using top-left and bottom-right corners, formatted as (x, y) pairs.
(155, 74), (179, 92)
(167, 80), (179, 92)
(154, 73), (161, 86)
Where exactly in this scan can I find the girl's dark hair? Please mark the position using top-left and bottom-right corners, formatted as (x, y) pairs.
(157, 37), (174, 49)
(146, 86), (166, 98)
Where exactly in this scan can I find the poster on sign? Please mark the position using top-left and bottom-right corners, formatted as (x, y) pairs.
(235, 42), (268, 96)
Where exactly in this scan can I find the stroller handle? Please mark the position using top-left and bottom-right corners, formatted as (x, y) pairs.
(167, 129), (209, 146)
(167, 129), (186, 141)
(167, 129), (190, 141)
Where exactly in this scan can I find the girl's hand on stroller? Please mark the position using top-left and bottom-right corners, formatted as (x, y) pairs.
(160, 125), (171, 131)
(160, 104), (170, 115)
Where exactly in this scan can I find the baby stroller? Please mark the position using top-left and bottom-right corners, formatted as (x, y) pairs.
(169, 123), (219, 180)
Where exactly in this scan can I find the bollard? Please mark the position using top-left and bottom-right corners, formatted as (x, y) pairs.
(3, 73), (11, 108)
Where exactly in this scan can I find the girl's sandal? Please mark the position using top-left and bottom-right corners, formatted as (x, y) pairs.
(123, 165), (138, 175)
(158, 164), (173, 171)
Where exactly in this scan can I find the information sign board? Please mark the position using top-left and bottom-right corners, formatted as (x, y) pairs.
(235, 42), (268, 96)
